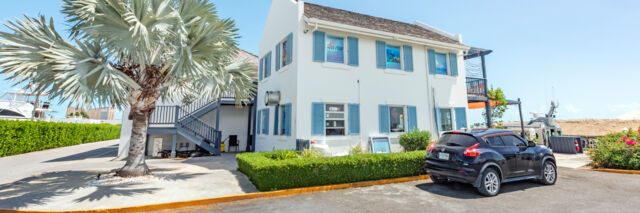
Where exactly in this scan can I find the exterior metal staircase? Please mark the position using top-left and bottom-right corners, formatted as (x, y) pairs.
(148, 98), (222, 155)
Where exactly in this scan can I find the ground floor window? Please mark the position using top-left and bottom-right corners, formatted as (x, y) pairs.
(439, 108), (453, 131)
(389, 106), (405, 132)
(325, 104), (345, 136)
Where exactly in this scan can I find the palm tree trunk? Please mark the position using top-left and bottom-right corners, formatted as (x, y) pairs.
(117, 111), (151, 177)
(117, 89), (158, 177)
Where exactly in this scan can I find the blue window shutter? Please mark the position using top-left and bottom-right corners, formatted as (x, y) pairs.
(265, 51), (272, 77)
(264, 108), (270, 135)
(428, 49), (436, 74)
(455, 107), (467, 130)
(407, 105), (417, 131)
(403, 45), (413, 72)
(275, 44), (281, 71)
(286, 33), (293, 65)
(434, 106), (442, 134)
(313, 31), (325, 62)
(376, 41), (386, 69)
(258, 57), (263, 81)
(347, 37), (359, 66)
(449, 53), (458, 76)
(311, 102), (325, 135)
(256, 110), (261, 135)
(378, 104), (390, 134)
(285, 103), (292, 136)
(273, 106), (279, 135)
(348, 103), (360, 135)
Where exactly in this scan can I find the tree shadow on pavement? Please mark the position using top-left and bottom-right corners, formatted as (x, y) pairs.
(0, 168), (208, 210)
(44, 144), (118, 162)
(415, 180), (545, 199)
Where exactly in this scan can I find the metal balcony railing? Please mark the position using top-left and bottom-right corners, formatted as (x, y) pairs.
(466, 77), (487, 97)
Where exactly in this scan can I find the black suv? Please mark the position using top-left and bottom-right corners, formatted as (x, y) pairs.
(425, 129), (556, 196)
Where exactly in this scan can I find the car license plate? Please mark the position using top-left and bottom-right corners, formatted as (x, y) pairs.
(438, 152), (449, 160)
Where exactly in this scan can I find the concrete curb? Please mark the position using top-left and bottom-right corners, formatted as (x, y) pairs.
(1, 175), (430, 213)
(591, 168), (640, 175)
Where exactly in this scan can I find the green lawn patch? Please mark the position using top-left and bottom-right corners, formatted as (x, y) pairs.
(236, 150), (426, 191)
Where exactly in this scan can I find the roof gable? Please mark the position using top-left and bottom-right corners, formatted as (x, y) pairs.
(303, 2), (460, 45)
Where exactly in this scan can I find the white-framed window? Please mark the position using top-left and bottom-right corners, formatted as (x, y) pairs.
(325, 103), (346, 136)
(439, 108), (453, 131)
(434, 52), (448, 75)
(389, 106), (406, 132)
(385, 44), (402, 70)
(325, 35), (345, 64)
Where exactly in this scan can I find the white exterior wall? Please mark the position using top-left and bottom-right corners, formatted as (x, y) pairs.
(256, 0), (469, 155)
(255, 0), (302, 151)
(200, 105), (251, 152)
(118, 102), (251, 157)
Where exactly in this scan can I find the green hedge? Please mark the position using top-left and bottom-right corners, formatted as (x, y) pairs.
(237, 150), (426, 191)
(589, 129), (640, 170)
(0, 120), (120, 157)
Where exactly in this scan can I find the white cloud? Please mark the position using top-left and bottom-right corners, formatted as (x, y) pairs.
(618, 109), (640, 120)
(612, 102), (640, 112)
(565, 104), (581, 113)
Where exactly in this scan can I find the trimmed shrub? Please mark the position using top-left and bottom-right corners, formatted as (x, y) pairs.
(0, 120), (120, 157)
(398, 129), (432, 151)
(589, 128), (640, 170)
(236, 150), (426, 191)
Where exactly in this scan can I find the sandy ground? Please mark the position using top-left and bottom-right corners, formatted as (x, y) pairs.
(0, 140), (257, 210)
(557, 119), (640, 137)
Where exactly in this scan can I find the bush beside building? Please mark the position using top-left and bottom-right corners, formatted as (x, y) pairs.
(237, 150), (426, 191)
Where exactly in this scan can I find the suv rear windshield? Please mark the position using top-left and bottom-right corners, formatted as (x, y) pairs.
(436, 133), (479, 147)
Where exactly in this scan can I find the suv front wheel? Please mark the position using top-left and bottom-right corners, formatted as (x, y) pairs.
(539, 161), (557, 185)
(477, 168), (500, 196)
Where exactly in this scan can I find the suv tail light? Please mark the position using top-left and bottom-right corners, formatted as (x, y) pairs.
(463, 143), (481, 157)
(428, 143), (435, 151)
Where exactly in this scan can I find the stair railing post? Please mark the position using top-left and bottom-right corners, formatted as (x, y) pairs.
(171, 106), (179, 158)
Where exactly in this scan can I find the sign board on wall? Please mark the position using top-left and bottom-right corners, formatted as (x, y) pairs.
(369, 136), (391, 154)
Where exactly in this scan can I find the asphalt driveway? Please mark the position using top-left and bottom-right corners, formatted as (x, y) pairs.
(170, 167), (640, 213)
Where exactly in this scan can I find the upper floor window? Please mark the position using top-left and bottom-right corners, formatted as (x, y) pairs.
(281, 38), (289, 67)
(435, 53), (448, 75)
(276, 33), (293, 71)
(326, 35), (345, 64)
(386, 44), (402, 69)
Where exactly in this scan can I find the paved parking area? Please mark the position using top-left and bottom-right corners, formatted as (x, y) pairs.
(0, 140), (257, 210)
(170, 167), (640, 213)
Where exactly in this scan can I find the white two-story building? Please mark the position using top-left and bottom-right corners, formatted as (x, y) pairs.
(255, 0), (472, 155)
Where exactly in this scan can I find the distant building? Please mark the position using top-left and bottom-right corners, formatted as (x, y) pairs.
(66, 107), (117, 120)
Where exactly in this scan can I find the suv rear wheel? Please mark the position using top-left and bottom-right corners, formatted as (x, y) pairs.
(540, 161), (557, 185)
(477, 168), (500, 196)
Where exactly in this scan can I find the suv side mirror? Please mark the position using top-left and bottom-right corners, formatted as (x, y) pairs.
(527, 141), (536, 147)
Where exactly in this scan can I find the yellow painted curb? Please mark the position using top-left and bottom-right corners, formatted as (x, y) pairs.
(1, 175), (430, 213)
(592, 168), (640, 175)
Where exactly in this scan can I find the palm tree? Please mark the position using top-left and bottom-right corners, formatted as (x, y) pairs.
(0, 0), (256, 177)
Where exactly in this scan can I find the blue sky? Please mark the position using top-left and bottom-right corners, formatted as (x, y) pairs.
(1, 0), (639, 124)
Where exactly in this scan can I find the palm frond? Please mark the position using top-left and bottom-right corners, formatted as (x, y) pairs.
(0, 15), (138, 109)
